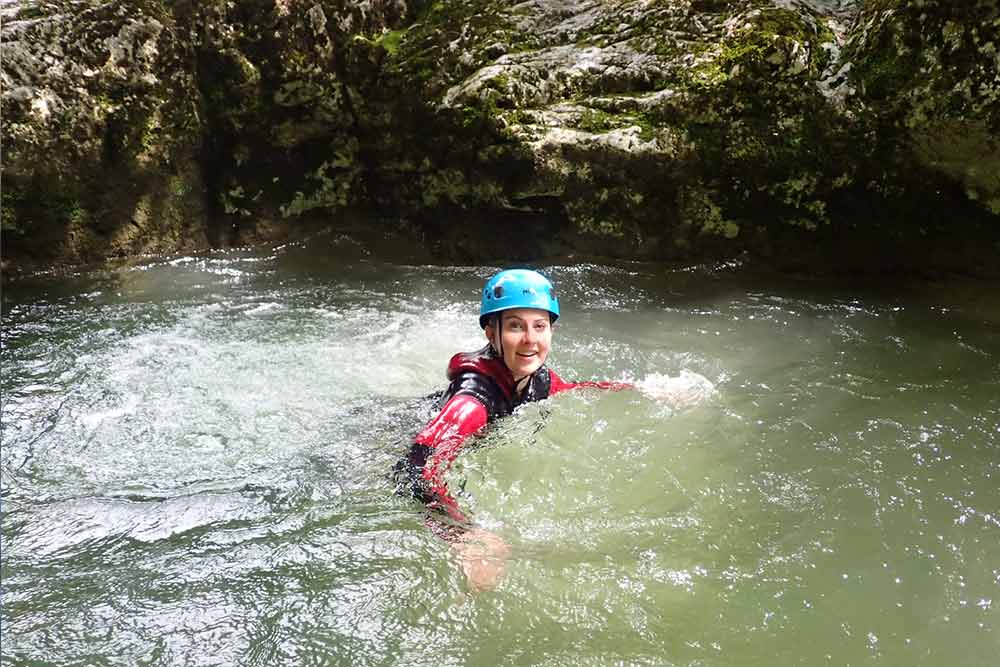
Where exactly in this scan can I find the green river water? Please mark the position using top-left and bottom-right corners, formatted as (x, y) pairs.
(1, 234), (998, 666)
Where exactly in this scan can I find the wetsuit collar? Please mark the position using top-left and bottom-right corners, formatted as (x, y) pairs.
(448, 345), (517, 401)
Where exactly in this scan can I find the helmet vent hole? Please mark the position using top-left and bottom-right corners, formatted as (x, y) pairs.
(493, 286), (504, 298)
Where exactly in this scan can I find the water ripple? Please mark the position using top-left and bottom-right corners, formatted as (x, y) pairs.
(2, 249), (998, 666)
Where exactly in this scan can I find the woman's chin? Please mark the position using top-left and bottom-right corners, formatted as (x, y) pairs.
(509, 357), (544, 377)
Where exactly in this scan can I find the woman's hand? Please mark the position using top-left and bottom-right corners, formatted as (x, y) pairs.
(637, 370), (715, 411)
(450, 528), (511, 592)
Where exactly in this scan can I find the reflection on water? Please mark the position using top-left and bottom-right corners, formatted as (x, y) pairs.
(2, 235), (998, 666)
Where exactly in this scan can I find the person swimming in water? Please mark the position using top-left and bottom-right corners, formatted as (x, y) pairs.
(395, 268), (711, 590)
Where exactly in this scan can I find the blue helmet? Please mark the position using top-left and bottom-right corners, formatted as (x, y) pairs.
(479, 269), (560, 328)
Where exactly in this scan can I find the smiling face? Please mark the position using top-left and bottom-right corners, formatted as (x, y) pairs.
(485, 308), (553, 380)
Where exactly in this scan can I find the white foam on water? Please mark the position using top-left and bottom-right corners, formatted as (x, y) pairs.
(636, 370), (717, 414)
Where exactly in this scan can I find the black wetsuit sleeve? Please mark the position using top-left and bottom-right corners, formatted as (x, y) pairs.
(392, 442), (434, 505)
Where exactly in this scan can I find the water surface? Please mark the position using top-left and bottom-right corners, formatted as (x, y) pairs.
(2, 235), (998, 666)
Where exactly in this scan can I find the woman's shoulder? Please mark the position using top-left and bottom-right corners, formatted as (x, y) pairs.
(546, 367), (570, 394)
(441, 345), (516, 414)
(447, 345), (508, 381)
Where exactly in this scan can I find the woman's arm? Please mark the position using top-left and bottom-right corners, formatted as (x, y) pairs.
(398, 394), (511, 591)
(399, 393), (488, 524)
(548, 369), (714, 412)
(548, 369), (634, 396)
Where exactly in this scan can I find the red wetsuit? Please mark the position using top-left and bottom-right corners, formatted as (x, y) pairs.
(395, 345), (632, 525)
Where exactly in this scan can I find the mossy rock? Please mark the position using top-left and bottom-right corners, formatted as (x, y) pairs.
(3, 0), (998, 276)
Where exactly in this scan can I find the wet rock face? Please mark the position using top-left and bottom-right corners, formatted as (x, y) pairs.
(383, 0), (856, 252)
(847, 0), (1000, 213)
(0, 0), (412, 265)
(378, 0), (998, 266)
(193, 0), (410, 221)
(2, 3), (174, 172)
(2, 0), (997, 273)
(2, 1), (207, 262)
